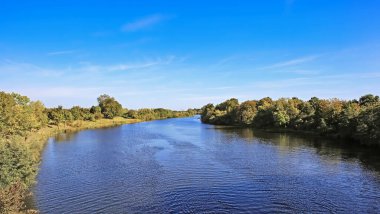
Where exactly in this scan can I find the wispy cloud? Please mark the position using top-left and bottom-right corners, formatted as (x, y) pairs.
(0, 60), (64, 77)
(79, 55), (178, 72)
(47, 50), (77, 56)
(261, 55), (319, 70)
(121, 14), (169, 32)
(0, 55), (182, 80)
(273, 69), (320, 75)
(12, 86), (102, 98)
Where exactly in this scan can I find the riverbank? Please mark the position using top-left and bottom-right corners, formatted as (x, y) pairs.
(200, 96), (380, 146)
(0, 91), (198, 213)
(1, 117), (141, 214)
(32, 116), (380, 213)
(26, 117), (141, 157)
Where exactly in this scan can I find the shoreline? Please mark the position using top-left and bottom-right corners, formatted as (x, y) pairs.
(23, 117), (141, 213)
(26, 117), (141, 159)
(205, 122), (380, 148)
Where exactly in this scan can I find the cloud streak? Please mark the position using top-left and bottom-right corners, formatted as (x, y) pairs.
(261, 55), (319, 70)
(0, 60), (64, 77)
(0, 56), (182, 80)
(47, 50), (77, 56)
(79, 55), (178, 73)
(122, 14), (169, 32)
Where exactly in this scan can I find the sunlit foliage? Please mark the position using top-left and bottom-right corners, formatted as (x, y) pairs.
(201, 94), (380, 145)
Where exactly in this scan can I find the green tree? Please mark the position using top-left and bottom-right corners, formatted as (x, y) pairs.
(70, 106), (84, 120)
(273, 110), (290, 128)
(296, 101), (315, 130)
(359, 94), (380, 106)
(214, 98), (239, 124)
(90, 106), (103, 119)
(356, 104), (380, 144)
(237, 101), (257, 125)
(216, 98), (239, 113)
(47, 106), (65, 125)
(201, 104), (216, 123)
(29, 101), (48, 129)
(254, 97), (274, 127)
(0, 140), (38, 188)
(0, 92), (47, 137)
(338, 102), (361, 138)
(97, 95), (123, 119)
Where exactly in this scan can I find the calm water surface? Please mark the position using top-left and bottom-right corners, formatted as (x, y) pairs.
(34, 117), (380, 213)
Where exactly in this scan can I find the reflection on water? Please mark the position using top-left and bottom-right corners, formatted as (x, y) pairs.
(216, 126), (380, 173)
(53, 132), (77, 143)
(34, 117), (380, 213)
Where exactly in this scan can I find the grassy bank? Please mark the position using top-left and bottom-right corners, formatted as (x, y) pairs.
(26, 117), (141, 158)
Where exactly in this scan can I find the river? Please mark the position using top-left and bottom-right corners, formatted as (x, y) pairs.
(33, 116), (380, 213)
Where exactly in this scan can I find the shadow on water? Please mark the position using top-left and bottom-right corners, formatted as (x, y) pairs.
(53, 132), (77, 143)
(212, 126), (380, 173)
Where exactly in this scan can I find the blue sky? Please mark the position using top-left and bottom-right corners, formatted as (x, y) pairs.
(1, 0), (380, 109)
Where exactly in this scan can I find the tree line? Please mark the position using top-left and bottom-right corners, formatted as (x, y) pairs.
(0, 91), (196, 213)
(45, 94), (197, 125)
(201, 94), (380, 145)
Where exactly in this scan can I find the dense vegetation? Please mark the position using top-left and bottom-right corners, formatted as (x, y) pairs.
(201, 95), (380, 145)
(124, 108), (197, 121)
(0, 91), (195, 213)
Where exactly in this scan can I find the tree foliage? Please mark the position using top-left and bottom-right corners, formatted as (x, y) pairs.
(97, 94), (123, 119)
(0, 140), (38, 188)
(0, 92), (47, 137)
(201, 95), (380, 145)
(124, 108), (196, 121)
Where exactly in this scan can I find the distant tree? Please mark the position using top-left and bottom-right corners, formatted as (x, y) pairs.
(254, 97), (275, 127)
(359, 94), (380, 106)
(0, 92), (21, 137)
(97, 95), (123, 119)
(70, 106), (84, 120)
(296, 102), (315, 130)
(97, 94), (111, 105)
(216, 98), (239, 113)
(214, 98), (239, 124)
(237, 101), (257, 125)
(338, 102), (361, 138)
(201, 103), (215, 123)
(356, 104), (380, 144)
(90, 106), (103, 119)
(27, 101), (48, 130)
(124, 109), (137, 119)
(0, 92), (47, 137)
(273, 110), (290, 128)
(10, 93), (30, 106)
(47, 106), (65, 125)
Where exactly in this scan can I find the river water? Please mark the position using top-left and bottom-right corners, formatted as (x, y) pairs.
(34, 116), (380, 213)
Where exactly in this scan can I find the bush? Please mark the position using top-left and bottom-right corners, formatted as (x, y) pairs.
(0, 181), (26, 214)
(0, 140), (38, 188)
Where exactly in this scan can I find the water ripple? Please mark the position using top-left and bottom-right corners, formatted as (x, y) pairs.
(33, 117), (380, 213)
